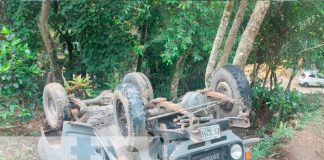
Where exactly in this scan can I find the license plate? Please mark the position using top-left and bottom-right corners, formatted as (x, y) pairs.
(200, 125), (221, 141)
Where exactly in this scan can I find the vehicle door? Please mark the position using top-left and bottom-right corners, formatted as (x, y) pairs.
(316, 73), (324, 86)
(308, 73), (317, 86)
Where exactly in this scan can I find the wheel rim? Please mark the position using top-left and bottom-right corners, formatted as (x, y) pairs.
(216, 81), (234, 111)
(116, 100), (128, 137)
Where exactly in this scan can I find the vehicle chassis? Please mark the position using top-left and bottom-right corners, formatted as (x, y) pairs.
(38, 65), (259, 160)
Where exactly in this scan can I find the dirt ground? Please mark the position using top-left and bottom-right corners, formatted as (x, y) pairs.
(277, 75), (324, 94)
(0, 117), (42, 160)
(261, 99), (324, 160)
(244, 63), (324, 94)
(282, 117), (324, 160)
(244, 65), (324, 160)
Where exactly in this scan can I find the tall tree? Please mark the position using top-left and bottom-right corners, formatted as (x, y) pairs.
(233, 0), (270, 70)
(170, 50), (190, 101)
(216, 0), (249, 69)
(205, 1), (234, 88)
(39, 0), (63, 84)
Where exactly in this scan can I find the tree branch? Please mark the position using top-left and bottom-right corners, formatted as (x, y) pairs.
(298, 42), (324, 54)
(39, 0), (63, 84)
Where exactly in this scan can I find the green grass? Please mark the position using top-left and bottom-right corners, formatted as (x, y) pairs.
(252, 122), (294, 159)
(252, 96), (323, 160)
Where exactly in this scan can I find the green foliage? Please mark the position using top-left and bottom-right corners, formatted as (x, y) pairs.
(283, 2), (324, 70)
(3, 1), (42, 51)
(252, 94), (323, 159)
(0, 27), (41, 125)
(64, 74), (93, 98)
(251, 82), (322, 128)
(0, 104), (32, 126)
(59, 1), (137, 81)
(1, 1), (322, 116)
(249, 1), (324, 73)
(252, 122), (294, 159)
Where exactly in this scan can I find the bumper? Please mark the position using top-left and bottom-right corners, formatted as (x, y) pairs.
(169, 130), (245, 160)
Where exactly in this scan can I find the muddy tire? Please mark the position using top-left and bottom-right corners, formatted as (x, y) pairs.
(122, 72), (153, 102)
(302, 82), (309, 87)
(113, 82), (147, 151)
(210, 65), (252, 117)
(43, 83), (69, 129)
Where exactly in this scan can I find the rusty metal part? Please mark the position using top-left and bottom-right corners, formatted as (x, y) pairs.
(145, 97), (167, 108)
(147, 101), (218, 120)
(82, 90), (113, 105)
(147, 90), (249, 128)
(69, 91), (113, 109)
(173, 102), (220, 122)
(71, 108), (81, 121)
(150, 97), (168, 103)
(147, 108), (170, 116)
(76, 111), (90, 123)
(159, 101), (194, 117)
(228, 117), (250, 128)
(145, 97), (200, 126)
(158, 101), (198, 125)
(69, 96), (87, 108)
(204, 90), (243, 105)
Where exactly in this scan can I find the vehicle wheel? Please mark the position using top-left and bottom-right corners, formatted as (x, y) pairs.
(122, 72), (154, 102)
(43, 83), (69, 129)
(302, 82), (309, 87)
(113, 82), (147, 151)
(210, 65), (252, 118)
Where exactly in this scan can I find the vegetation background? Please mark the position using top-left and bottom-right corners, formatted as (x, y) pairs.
(0, 0), (323, 159)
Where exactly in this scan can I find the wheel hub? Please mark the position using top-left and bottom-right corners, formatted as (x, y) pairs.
(216, 81), (234, 111)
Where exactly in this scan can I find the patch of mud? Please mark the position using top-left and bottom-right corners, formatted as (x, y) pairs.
(232, 127), (259, 139)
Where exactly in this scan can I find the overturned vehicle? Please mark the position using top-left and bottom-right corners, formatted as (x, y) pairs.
(38, 65), (259, 160)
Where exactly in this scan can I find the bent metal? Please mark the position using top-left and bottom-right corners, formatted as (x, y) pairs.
(38, 65), (260, 160)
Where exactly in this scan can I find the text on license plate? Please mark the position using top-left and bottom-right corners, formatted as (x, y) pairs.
(200, 125), (221, 141)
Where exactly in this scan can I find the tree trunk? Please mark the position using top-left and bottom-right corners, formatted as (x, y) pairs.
(232, 0), (270, 70)
(170, 47), (191, 101)
(136, 54), (143, 72)
(286, 56), (299, 91)
(269, 69), (274, 90)
(65, 32), (74, 75)
(170, 55), (186, 101)
(205, 1), (234, 88)
(262, 66), (271, 88)
(39, 0), (63, 84)
(216, 0), (249, 69)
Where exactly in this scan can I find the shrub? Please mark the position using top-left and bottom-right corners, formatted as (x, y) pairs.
(64, 74), (93, 98)
(0, 27), (43, 124)
(252, 122), (294, 159)
(251, 82), (322, 128)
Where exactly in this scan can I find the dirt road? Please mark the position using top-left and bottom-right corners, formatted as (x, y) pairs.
(261, 98), (324, 160)
(277, 76), (324, 94)
(277, 107), (324, 160)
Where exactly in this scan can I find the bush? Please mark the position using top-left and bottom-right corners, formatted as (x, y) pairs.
(0, 27), (43, 125)
(64, 74), (93, 98)
(251, 82), (322, 128)
(252, 122), (294, 159)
